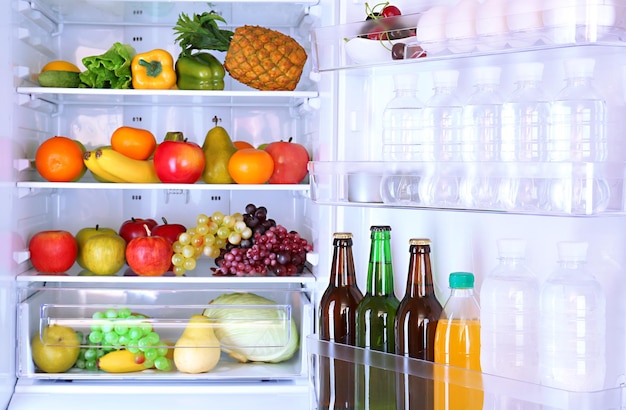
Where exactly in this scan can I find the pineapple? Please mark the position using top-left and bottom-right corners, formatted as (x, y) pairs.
(224, 25), (307, 91)
(174, 12), (308, 91)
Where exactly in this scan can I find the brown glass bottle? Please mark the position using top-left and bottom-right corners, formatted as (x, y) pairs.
(319, 233), (364, 410)
(395, 238), (443, 410)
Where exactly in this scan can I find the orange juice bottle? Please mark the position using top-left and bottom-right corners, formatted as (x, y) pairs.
(434, 272), (483, 410)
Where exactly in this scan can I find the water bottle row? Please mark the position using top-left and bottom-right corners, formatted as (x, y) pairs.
(380, 162), (611, 214)
(382, 58), (607, 164)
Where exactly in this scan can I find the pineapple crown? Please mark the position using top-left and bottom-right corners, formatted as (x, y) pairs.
(173, 11), (233, 57)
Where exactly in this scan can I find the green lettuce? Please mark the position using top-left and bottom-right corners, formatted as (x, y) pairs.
(79, 42), (135, 89)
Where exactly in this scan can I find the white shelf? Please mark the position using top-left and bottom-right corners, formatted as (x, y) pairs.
(16, 181), (310, 191)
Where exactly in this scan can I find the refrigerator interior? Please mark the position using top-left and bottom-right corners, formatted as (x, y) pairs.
(4, 0), (333, 408)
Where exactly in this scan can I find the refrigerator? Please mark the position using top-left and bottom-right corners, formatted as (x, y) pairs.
(3, 0), (626, 409)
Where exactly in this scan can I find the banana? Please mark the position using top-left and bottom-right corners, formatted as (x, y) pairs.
(98, 349), (151, 373)
(83, 150), (125, 183)
(95, 147), (160, 183)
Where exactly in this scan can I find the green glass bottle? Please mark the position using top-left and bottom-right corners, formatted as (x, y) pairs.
(355, 225), (400, 409)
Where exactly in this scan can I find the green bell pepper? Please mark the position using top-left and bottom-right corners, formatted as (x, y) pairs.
(175, 52), (225, 90)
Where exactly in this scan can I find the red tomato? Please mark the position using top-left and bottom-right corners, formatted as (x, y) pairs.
(153, 140), (205, 183)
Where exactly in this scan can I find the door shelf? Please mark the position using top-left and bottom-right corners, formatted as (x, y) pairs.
(308, 161), (626, 216)
(312, 2), (626, 72)
(18, 287), (313, 381)
(307, 335), (624, 410)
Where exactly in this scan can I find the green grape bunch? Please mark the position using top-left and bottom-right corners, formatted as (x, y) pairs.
(74, 308), (172, 372)
(170, 210), (252, 276)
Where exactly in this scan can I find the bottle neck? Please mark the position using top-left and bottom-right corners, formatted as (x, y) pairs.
(406, 245), (435, 297)
(329, 239), (358, 287)
(366, 231), (395, 297)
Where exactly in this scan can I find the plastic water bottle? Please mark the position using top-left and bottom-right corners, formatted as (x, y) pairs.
(498, 62), (550, 211)
(460, 66), (503, 209)
(539, 241), (606, 392)
(419, 70), (463, 207)
(480, 239), (540, 410)
(382, 74), (425, 162)
(547, 58), (610, 214)
(381, 75), (423, 205)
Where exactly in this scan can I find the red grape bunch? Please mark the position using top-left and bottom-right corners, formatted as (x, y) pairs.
(213, 203), (313, 277)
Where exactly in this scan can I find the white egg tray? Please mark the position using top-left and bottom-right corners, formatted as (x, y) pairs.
(308, 161), (626, 216)
(311, 0), (626, 71)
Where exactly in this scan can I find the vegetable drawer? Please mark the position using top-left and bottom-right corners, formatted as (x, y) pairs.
(17, 286), (313, 381)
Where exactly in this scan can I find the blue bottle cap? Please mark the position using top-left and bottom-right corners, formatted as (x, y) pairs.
(449, 272), (475, 289)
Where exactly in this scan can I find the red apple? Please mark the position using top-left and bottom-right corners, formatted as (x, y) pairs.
(152, 217), (187, 272)
(153, 132), (205, 183)
(125, 225), (173, 277)
(119, 217), (157, 244)
(264, 137), (310, 184)
(151, 217), (187, 244)
(28, 230), (78, 273)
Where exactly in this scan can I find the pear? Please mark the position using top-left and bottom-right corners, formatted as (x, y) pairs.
(202, 116), (237, 184)
(173, 314), (221, 374)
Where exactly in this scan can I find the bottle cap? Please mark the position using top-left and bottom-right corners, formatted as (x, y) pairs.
(473, 66), (501, 85)
(557, 241), (588, 262)
(564, 58), (595, 79)
(393, 74), (418, 91)
(449, 272), (475, 289)
(497, 238), (526, 258)
(409, 238), (431, 245)
(370, 225), (392, 232)
(432, 70), (459, 87)
(333, 232), (353, 239)
(513, 62), (544, 82)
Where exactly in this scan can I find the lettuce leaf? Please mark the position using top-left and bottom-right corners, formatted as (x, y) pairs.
(79, 42), (135, 89)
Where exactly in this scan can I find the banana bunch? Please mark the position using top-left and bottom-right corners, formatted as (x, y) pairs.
(84, 147), (160, 183)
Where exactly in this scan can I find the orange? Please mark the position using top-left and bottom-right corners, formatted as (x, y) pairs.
(110, 126), (157, 160)
(227, 148), (275, 184)
(233, 141), (254, 150)
(35, 136), (86, 182)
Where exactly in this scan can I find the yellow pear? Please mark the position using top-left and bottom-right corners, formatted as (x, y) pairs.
(173, 314), (221, 374)
(202, 116), (237, 184)
(31, 325), (80, 373)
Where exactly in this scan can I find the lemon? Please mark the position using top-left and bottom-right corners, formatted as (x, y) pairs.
(41, 60), (81, 73)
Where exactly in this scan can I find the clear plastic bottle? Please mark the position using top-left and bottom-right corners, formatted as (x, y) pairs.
(419, 70), (463, 207)
(381, 74), (424, 205)
(480, 239), (540, 410)
(382, 74), (425, 162)
(539, 241), (606, 392)
(547, 58), (610, 214)
(499, 62), (550, 211)
(434, 272), (483, 410)
(460, 66), (503, 209)
(548, 58), (607, 162)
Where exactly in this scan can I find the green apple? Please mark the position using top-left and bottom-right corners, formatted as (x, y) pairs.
(31, 324), (80, 373)
(257, 143), (268, 150)
(81, 233), (126, 275)
(75, 225), (117, 269)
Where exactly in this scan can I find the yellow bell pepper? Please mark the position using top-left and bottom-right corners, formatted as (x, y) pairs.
(131, 49), (177, 89)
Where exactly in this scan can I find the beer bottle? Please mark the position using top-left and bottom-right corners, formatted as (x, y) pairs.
(319, 232), (364, 409)
(355, 225), (400, 409)
(395, 238), (442, 410)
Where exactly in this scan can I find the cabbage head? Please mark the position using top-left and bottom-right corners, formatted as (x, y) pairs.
(202, 292), (299, 363)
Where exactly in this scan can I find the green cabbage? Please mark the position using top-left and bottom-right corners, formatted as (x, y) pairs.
(202, 292), (299, 363)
